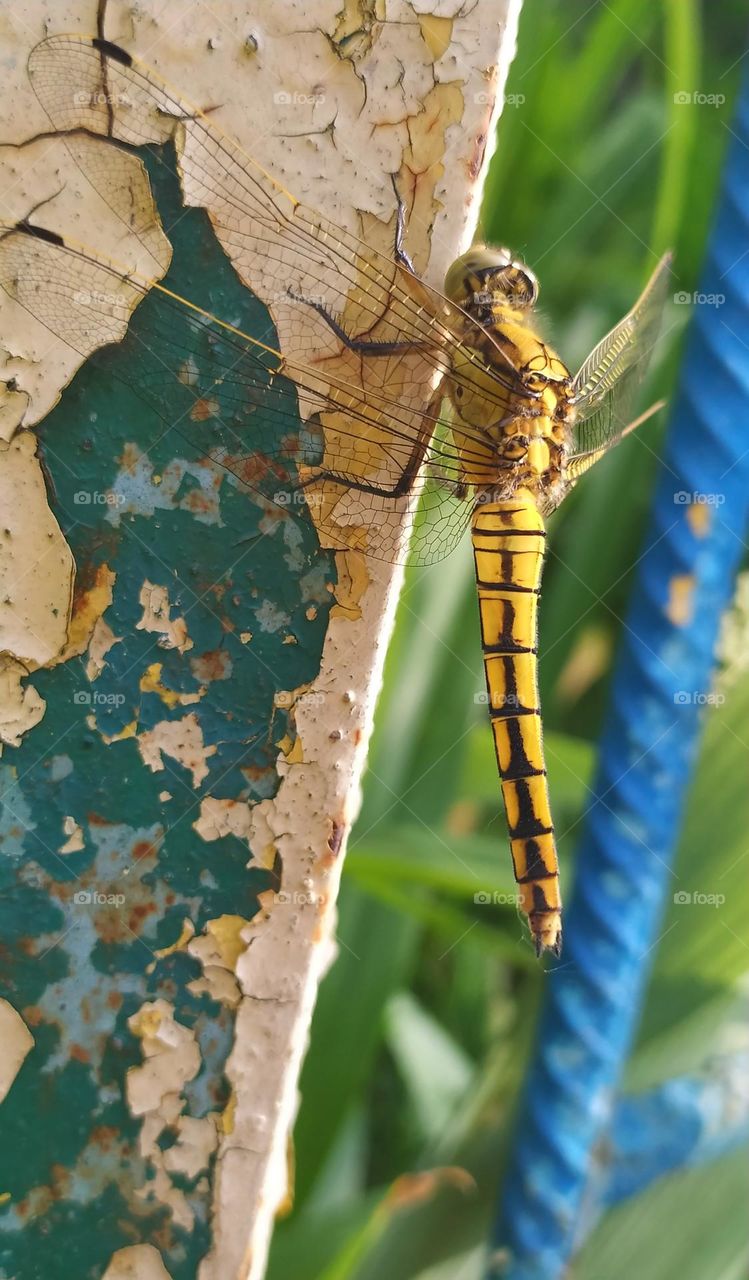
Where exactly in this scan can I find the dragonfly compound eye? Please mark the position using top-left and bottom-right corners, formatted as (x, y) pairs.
(444, 243), (539, 310)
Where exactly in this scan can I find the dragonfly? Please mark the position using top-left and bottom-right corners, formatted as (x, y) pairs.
(0, 35), (671, 956)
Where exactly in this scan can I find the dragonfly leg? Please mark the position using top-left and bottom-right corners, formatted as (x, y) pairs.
(287, 288), (426, 356)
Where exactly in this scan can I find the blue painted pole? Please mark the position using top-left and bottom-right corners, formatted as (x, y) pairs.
(489, 74), (749, 1280)
(602, 1056), (749, 1207)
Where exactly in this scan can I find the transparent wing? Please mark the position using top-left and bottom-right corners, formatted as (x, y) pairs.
(9, 32), (537, 565)
(566, 252), (673, 479)
(27, 34), (526, 410)
(0, 221), (495, 565)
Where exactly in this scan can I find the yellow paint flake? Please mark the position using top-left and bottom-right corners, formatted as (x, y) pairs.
(220, 1091), (236, 1135)
(153, 918), (196, 960)
(666, 574), (696, 627)
(61, 564), (115, 662)
(275, 733), (296, 758)
(188, 915), (251, 974)
(285, 738), (305, 764)
(96, 718), (138, 745)
(140, 662), (204, 708)
(240, 631), (253, 643)
(419, 13), (453, 59)
(330, 550), (369, 621)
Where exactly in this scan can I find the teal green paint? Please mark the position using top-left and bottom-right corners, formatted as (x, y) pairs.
(0, 141), (335, 1277)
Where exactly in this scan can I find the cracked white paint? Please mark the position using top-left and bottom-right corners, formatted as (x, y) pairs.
(0, 998), (34, 1102)
(0, 48), (172, 745)
(0, 431), (73, 680)
(1, 0), (520, 1274)
(59, 814), (85, 854)
(127, 999), (217, 1231)
(137, 712), (216, 787)
(136, 583), (194, 654)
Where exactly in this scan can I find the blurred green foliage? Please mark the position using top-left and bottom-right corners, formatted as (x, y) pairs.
(268, 3), (749, 1277)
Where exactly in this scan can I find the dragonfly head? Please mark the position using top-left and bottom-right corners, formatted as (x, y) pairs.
(445, 244), (539, 313)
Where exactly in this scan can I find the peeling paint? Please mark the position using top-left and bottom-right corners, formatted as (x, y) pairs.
(102, 1243), (174, 1280)
(138, 713), (217, 787)
(0, 999), (34, 1102)
(137, 583), (194, 654)
(0, 1), (518, 1276)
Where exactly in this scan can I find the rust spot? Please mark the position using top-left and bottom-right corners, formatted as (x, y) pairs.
(69, 1043), (90, 1063)
(127, 901), (158, 933)
(132, 839), (158, 864)
(190, 647), (232, 681)
(470, 131), (488, 180)
(106, 990), (123, 1011)
(328, 821), (345, 857)
(23, 1004), (44, 1027)
(120, 442), (141, 474)
(90, 1124), (119, 1151)
(190, 396), (220, 421)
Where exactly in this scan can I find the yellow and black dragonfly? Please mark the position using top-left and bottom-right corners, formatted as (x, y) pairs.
(0, 35), (671, 955)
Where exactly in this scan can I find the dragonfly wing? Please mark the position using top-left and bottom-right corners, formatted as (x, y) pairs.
(0, 220), (481, 564)
(13, 34), (528, 563)
(564, 252), (673, 482)
(27, 35), (524, 398)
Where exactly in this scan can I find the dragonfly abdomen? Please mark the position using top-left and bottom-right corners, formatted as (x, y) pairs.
(472, 494), (562, 956)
